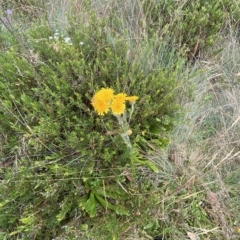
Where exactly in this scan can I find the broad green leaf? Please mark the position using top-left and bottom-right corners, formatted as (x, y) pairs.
(95, 186), (128, 201)
(85, 192), (97, 218)
(95, 194), (129, 216)
(9, 230), (21, 236)
(131, 154), (159, 173)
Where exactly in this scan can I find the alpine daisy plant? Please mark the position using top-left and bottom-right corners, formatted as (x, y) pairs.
(91, 87), (138, 150)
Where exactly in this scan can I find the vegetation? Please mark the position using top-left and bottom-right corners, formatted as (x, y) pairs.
(0, 0), (240, 239)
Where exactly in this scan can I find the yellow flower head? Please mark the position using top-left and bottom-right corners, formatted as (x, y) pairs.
(93, 88), (114, 103)
(126, 129), (132, 135)
(91, 88), (114, 115)
(114, 93), (127, 103)
(126, 96), (139, 104)
(91, 88), (138, 116)
(91, 99), (109, 115)
(111, 98), (126, 115)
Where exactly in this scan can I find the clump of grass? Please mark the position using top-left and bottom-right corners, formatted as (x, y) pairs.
(168, 36), (240, 239)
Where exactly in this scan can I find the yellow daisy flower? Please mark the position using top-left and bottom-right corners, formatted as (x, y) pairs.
(126, 129), (132, 135)
(126, 96), (139, 104)
(111, 98), (126, 115)
(91, 99), (109, 115)
(114, 93), (127, 102)
(94, 88), (114, 103)
(91, 88), (115, 115)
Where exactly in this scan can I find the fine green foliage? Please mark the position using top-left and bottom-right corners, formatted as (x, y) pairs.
(1, 1), (240, 240)
(141, 0), (239, 57)
(2, 0), (46, 23)
(0, 7), (182, 239)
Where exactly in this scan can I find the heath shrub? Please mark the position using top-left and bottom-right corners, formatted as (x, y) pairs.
(0, 10), (182, 239)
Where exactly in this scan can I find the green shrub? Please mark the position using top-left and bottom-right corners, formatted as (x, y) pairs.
(1, 0), (46, 23)
(141, 0), (240, 57)
(0, 10), (183, 239)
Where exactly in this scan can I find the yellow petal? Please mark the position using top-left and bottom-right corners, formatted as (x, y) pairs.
(126, 96), (139, 103)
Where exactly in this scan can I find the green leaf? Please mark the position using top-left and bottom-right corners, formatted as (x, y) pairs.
(85, 192), (97, 218)
(56, 203), (72, 222)
(95, 186), (128, 201)
(9, 230), (22, 236)
(80, 224), (89, 231)
(94, 194), (129, 216)
(131, 154), (159, 173)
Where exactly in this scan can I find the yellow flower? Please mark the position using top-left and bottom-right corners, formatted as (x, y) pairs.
(126, 96), (139, 103)
(91, 88), (138, 116)
(126, 129), (132, 135)
(91, 99), (109, 115)
(111, 98), (126, 115)
(91, 88), (114, 115)
(114, 93), (127, 102)
(93, 88), (114, 103)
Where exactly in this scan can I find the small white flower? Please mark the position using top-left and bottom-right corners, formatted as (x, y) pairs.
(49, 36), (53, 40)
(64, 37), (71, 43)
(79, 42), (84, 45)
